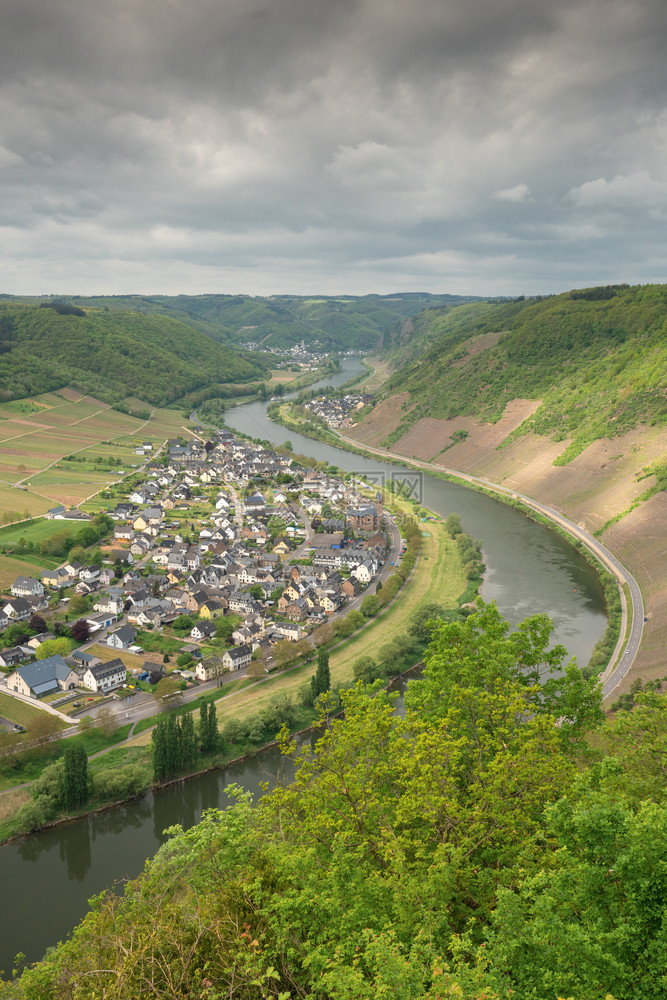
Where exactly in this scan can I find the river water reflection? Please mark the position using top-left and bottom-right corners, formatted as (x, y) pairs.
(0, 358), (606, 973)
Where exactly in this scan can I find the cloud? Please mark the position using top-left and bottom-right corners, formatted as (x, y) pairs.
(493, 184), (532, 203)
(566, 171), (667, 209)
(0, 0), (666, 294)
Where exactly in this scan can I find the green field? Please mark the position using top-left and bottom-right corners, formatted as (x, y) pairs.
(0, 692), (62, 728)
(0, 518), (76, 547)
(0, 553), (52, 590)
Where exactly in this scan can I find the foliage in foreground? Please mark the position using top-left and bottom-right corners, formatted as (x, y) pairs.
(6, 604), (667, 999)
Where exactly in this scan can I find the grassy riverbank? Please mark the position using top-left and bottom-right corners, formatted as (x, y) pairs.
(0, 497), (470, 843)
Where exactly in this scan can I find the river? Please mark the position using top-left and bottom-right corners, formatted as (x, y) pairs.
(0, 357), (606, 975)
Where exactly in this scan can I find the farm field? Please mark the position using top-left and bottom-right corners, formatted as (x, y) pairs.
(0, 691), (61, 728)
(0, 553), (53, 590)
(0, 517), (89, 548)
(0, 389), (197, 512)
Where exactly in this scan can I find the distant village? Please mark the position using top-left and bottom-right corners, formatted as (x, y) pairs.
(303, 392), (372, 429)
(0, 430), (396, 715)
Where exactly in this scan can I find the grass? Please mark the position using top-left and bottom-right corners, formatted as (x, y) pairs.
(0, 553), (53, 588)
(135, 631), (184, 655)
(87, 644), (146, 673)
(0, 693), (59, 728)
(0, 518), (76, 546)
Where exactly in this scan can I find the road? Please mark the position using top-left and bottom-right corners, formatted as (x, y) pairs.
(334, 430), (644, 702)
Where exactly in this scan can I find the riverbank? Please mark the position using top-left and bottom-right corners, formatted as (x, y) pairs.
(0, 496), (470, 844)
(268, 399), (639, 696)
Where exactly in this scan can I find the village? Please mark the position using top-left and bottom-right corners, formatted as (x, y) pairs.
(0, 429), (402, 725)
(302, 392), (372, 429)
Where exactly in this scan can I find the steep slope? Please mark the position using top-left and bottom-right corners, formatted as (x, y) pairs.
(0, 303), (271, 405)
(377, 284), (667, 462)
(350, 283), (667, 689)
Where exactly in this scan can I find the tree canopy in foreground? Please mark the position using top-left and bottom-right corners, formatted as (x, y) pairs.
(6, 603), (666, 1000)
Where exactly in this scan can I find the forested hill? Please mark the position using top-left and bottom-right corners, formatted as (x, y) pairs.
(378, 283), (667, 460)
(0, 292), (480, 352)
(0, 302), (272, 406)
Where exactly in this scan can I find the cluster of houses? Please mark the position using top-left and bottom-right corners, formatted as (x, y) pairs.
(303, 393), (371, 429)
(0, 428), (390, 702)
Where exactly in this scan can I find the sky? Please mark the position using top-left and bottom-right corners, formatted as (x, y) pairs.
(1, 0), (666, 297)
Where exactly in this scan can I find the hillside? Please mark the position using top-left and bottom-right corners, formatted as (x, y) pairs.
(1, 292), (481, 352)
(8, 607), (667, 999)
(376, 284), (667, 462)
(349, 283), (667, 691)
(0, 302), (271, 406)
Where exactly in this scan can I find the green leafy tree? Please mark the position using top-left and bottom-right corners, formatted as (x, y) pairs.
(60, 742), (89, 811)
(311, 648), (331, 701)
(35, 636), (72, 659)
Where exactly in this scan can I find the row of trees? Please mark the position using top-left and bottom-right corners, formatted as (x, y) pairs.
(152, 702), (219, 782)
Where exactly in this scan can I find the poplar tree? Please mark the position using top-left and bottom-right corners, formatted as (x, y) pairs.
(61, 742), (88, 810)
(181, 713), (197, 772)
(311, 648), (331, 701)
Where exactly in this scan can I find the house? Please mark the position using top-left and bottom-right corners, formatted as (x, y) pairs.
(2, 597), (31, 621)
(191, 621), (217, 641)
(286, 599), (307, 621)
(11, 576), (44, 598)
(0, 646), (33, 668)
(113, 525), (134, 542)
(222, 644), (252, 671)
(352, 559), (376, 584)
(6, 654), (79, 699)
(107, 625), (137, 649)
(79, 565), (100, 584)
(273, 622), (302, 642)
(82, 658), (127, 693)
(41, 567), (71, 589)
(72, 649), (100, 669)
(26, 632), (56, 649)
(199, 599), (225, 620)
(194, 655), (226, 682)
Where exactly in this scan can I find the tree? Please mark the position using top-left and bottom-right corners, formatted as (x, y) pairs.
(29, 613), (47, 634)
(68, 595), (88, 616)
(60, 742), (89, 811)
(70, 618), (91, 643)
(311, 648), (331, 701)
(215, 617), (236, 642)
(353, 655), (383, 684)
(199, 702), (218, 755)
(407, 601), (603, 748)
(180, 712), (197, 772)
(408, 602), (448, 641)
(154, 675), (183, 708)
(36, 637), (72, 659)
(445, 512), (462, 536)
(360, 594), (380, 618)
(246, 660), (267, 680)
(27, 713), (61, 749)
(95, 704), (118, 738)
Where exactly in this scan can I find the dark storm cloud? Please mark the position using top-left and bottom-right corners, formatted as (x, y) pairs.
(1, 0), (666, 294)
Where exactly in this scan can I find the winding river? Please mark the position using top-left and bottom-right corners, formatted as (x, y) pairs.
(0, 357), (606, 975)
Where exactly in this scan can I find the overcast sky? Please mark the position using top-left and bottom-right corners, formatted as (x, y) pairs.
(1, 0), (666, 297)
